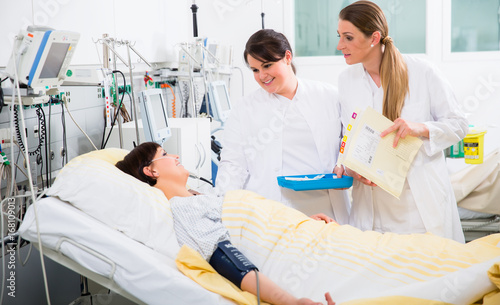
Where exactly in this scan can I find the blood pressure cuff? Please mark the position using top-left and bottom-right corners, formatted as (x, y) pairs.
(208, 240), (258, 288)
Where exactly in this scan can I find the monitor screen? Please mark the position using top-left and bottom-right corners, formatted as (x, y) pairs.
(138, 89), (171, 145)
(208, 81), (231, 123)
(149, 93), (168, 130)
(39, 42), (70, 79)
(5, 28), (79, 94)
(215, 83), (231, 112)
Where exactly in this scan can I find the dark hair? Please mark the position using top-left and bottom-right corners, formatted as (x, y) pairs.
(244, 29), (296, 74)
(115, 142), (160, 186)
(339, 0), (408, 121)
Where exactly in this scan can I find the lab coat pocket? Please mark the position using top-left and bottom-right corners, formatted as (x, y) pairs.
(401, 102), (429, 122)
(423, 162), (448, 209)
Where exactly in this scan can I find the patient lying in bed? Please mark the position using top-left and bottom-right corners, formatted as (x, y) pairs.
(39, 146), (500, 305)
(115, 142), (334, 305)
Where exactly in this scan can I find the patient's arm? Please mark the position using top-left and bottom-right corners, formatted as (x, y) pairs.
(241, 271), (335, 305)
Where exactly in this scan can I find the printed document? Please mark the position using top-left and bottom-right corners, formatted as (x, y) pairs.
(337, 107), (423, 198)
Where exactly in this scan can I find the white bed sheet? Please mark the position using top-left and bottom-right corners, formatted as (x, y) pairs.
(18, 196), (235, 305)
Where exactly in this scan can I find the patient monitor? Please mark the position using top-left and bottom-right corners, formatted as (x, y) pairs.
(5, 26), (79, 104)
(207, 81), (232, 123)
(138, 89), (172, 145)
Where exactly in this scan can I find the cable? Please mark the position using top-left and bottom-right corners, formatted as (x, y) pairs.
(41, 105), (49, 188)
(11, 46), (52, 305)
(0, 198), (11, 305)
(255, 270), (260, 305)
(199, 176), (213, 187)
(101, 70), (126, 149)
(125, 91), (133, 120)
(38, 153), (44, 189)
(161, 83), (177, 118)
(0, 162), (17, 305)
(47, 101), (52, 185)
(0, 85), (4, 114)
(61, 95), (98, 151)
(188, 172), (214, 187)
(13, 104), (46, 156)
(61, 102), (67, 166)
(5, 139), (30, 180)
(9, 80), (16, 196)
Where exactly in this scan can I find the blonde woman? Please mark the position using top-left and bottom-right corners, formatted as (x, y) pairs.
(336, 1), (468, 242)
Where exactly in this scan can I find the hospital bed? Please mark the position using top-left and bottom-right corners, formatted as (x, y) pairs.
(449, 148), (500, 242)
(18, 148), (500, 305)
(20, 196), (233, 305)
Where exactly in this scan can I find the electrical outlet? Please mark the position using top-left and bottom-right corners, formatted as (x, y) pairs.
(33, 125), (39, 138)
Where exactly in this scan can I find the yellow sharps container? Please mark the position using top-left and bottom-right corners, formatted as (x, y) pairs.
(463, 128), (487, 164)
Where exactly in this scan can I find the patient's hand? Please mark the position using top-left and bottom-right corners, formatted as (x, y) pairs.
(296, 293), (335, 305)
(325, 292), (335, 305)
(310, 213), (337, 224)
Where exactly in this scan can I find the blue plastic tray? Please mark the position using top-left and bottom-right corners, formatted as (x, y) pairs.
(277, 174), (353, 191)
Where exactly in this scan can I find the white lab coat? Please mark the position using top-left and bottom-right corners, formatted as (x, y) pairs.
(216, 78), (350, 224)
(339, 55), (468, 242)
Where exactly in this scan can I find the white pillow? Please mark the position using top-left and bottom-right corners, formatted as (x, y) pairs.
(46, 148), (180, 259)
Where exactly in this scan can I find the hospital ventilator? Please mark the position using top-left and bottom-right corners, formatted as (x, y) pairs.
(0, 14), (233, 303)
(1, 25), (81, 305)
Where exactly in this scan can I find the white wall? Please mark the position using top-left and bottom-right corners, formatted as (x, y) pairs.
(0, 0), (191, 66)
(0, 0), (284, 103)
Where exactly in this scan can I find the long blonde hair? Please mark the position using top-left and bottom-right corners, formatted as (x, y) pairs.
(339, 0), (408, 121)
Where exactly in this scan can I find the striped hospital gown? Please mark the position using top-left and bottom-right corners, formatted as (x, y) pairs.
(170, 194), (230, 261)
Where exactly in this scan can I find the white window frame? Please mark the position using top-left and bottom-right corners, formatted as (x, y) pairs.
(442, 0), (500, 62)
(286, 0), (430, 66)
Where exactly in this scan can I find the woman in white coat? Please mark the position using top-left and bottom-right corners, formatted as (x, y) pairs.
(215, 29), (350, 224)
(336, 1), (468, 242)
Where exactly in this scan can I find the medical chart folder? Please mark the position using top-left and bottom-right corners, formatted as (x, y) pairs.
(337, 107), (423, 198)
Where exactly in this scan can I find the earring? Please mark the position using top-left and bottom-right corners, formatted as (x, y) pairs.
(370, 44), (374, 48)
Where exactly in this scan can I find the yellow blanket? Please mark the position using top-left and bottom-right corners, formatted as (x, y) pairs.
(176, 190), (500, 304)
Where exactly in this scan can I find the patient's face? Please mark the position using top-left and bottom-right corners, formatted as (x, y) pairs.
(150, 148), (189, 182)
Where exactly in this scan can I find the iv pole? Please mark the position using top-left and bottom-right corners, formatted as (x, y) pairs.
(102, 37), (152, 146)
(191, 1), (199, 38)
(261, 0), (265, 29)
(188, 1), (200, 118)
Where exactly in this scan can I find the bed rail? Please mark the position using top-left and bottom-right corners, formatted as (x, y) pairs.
(55, 237), (117, 280)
